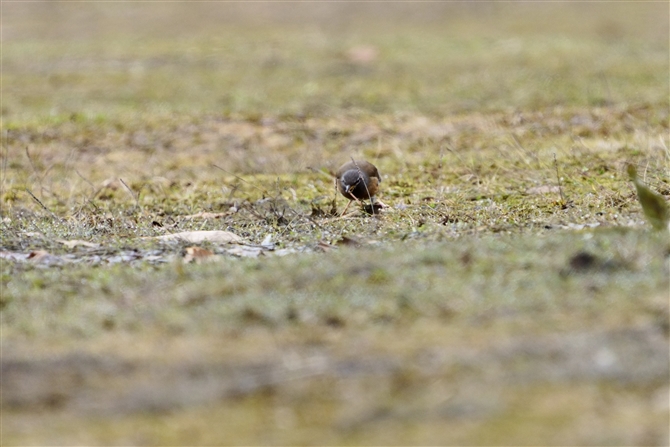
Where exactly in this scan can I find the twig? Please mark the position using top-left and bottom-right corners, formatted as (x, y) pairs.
(75, 168), (96, 190)
(510, 134), (538, 168)
(643, 160), (650, 183)
(553, 153), (566, 206)
(214, 163), (314, 229)
(375, 134), (383, 161)
(211, 163), (267, 196)
(307, 166), (334, 180)
(25, 145), (45, 195)
(24, 145), (58, 200)
(25, 188), (59, 219)
(119, 178), (140, 208)
(437, 145), (445, 171)
(74, 169), (101, 213)
(0, 132), (8, 198)
(25, 145), (38, 173)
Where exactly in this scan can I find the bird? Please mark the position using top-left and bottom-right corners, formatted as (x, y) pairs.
(335, 160), (381, 215)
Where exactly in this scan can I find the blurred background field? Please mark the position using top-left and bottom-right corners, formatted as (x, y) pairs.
(1, 2), (669, 445)
(3, 2), (668, 119)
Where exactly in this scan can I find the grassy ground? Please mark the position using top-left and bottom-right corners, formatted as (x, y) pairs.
(2, 3), (669, 445)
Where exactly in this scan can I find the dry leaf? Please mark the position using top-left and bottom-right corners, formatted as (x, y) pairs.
(183, 211), (231, 219)
(27, 250), (61, 263)
(273, 248), (298, 256)
(226, 246), (264, 258)
(260, 234), (275, 249)
(27, 250), (51, 260)
(57, 239), (100, 248)
(337, 236), (362, 247)
(154, 230), (243, 244)
(183, 246), (216, 264)
(316, 241), (335, 252)
(526, 185), (560, 195)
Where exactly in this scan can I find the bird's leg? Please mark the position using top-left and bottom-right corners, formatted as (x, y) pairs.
(340, 189), (362, 216)
(339, 200), (353, 217)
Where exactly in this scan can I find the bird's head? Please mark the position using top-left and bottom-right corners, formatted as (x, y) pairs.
(341, 170), (365, 195)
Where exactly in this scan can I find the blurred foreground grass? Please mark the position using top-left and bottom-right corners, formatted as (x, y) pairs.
(1, 2), (669, 445)
(3, 230), (669, 445)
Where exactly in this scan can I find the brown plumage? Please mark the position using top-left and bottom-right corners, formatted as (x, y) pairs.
(335, 160), (381, 214)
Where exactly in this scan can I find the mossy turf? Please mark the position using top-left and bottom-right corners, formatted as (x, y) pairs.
(2, 3), (669, 445)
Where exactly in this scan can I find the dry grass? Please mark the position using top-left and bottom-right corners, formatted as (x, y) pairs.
(1, 3), (669, 445)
